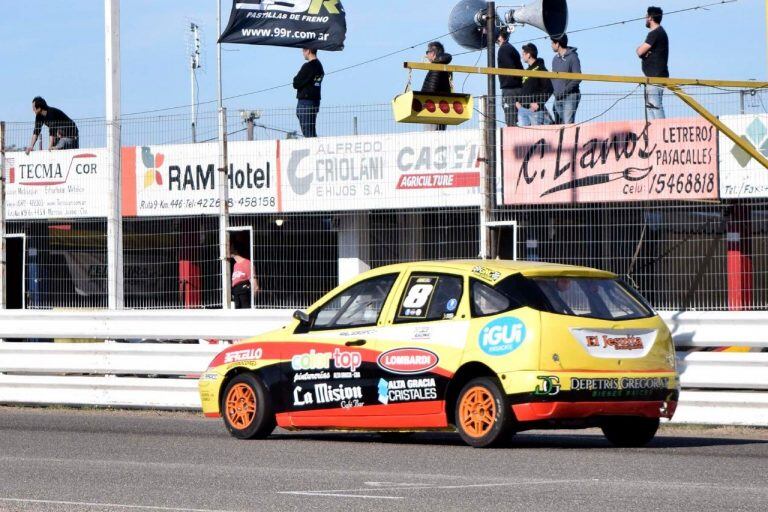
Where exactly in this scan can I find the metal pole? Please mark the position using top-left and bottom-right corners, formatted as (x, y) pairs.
(246, 117), (254, 141)
(191, 23), (200, 143)
(217, 0), (223, 109)
(353, 116), (359, 136)
(218, 108), (231, 309)
(105, 0), (123, 309)
(0, 122), (6, 309)
(740, 90), (746, 115)
(477, 96), (490, 260)
(483, 1), (497, 259)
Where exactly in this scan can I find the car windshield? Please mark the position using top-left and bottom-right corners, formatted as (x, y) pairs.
(531, 277), (653, 321)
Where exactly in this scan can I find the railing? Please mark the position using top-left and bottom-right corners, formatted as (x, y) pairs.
(1, 310), (766, 426)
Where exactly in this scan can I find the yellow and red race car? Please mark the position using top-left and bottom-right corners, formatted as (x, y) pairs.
(199, 260), (678, 448)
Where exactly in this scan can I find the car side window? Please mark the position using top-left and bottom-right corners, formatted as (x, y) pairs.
(470, 278), (525, 317)
(394, 273), (463, 324)
(310, 274), (397, 331)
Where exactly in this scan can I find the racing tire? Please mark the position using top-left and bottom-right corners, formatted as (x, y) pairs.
(455, 377), (513, 448)
(601, 416), (660, 447)
(221, 373), (276, 440)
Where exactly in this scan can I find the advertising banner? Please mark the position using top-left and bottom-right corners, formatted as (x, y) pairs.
(4, 149), (110, 219)
(718, 114), (768, 198)
(498, 118), (719, 205)
(219, 0), (347, 51)
(123, 141), (279, 217)
(280, 130), (482, 212)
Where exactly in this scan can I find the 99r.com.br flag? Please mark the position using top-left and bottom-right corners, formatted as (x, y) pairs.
(219, 0), (347, 51)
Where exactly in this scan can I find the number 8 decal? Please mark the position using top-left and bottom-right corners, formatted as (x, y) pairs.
(403, 284), (435, 308)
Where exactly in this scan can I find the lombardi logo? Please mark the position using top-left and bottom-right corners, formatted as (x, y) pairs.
(732, 117), (768, 168)
(141, 147), (165, 189)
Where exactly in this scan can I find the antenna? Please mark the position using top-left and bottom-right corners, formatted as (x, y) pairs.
(190, 22), (202, 143)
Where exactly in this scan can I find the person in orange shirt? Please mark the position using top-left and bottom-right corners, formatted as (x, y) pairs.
(231, 246), (259, 309)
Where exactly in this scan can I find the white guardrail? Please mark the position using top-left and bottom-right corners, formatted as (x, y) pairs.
(0, 310), (766, 426)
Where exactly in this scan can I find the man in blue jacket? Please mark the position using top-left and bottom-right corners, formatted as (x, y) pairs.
(550, 34), (581, 125)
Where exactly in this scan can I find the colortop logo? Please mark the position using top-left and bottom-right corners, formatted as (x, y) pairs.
(478, 317), (527, 356)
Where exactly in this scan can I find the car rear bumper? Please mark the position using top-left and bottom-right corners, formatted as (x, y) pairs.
(511, 399), (678, 422)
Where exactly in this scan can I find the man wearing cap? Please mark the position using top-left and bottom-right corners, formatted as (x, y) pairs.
(637, 6), (669, 119)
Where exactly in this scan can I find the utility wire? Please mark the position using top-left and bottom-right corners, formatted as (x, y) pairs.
(124, 24), (476, 117)
(123, 0), (738, 118)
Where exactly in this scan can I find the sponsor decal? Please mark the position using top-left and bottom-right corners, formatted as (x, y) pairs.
(293, 371), (331, 382)
(224, 347), (264, 364)
(413, 326), (431, 340)
(472, 266), (502, 282)
(479, 317), (527, 356)
(396, 140), (481, 190)
(5, 151), (109, 219)
(719, 115), (768, 198)
(377, 378), (437, 405)
(500, 118), (718, 205)
(446, 298), (458, 312)
(293, 383), (363, 407)
(570, 329), (656, 359)
(280, 131), (482, 212)
(201, 373), (219, 381)
(377, 348), (439, 375)
(290, 348), (362, 372)
(570, 377), (671, 399)
(533, 376), (561, 396)
(286, 142), (384, 198)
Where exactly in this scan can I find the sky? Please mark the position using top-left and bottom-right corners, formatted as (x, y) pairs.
(0, 0), (765, 124)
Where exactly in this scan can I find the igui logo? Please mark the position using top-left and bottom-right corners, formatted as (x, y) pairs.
(732, 118), (768, 168)
(141, 147), (164, 189)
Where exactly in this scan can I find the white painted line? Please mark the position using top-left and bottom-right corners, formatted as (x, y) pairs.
(280, 478), (590, 498)
(0, 497), (238, 512)
(281, 492), (404, 500)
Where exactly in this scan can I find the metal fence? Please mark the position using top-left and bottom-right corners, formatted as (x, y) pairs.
(2, 85), (768, 312)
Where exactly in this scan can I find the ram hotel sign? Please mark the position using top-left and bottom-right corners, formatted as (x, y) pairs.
(499, 118), (719, 205)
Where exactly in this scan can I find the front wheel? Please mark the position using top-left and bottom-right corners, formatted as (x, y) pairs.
(455, 377), (514, 448)
(601, 416), (660, 447)
(221, 373), (276, 440)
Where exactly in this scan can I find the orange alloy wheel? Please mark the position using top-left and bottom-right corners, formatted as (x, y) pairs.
(459, 386), (497, 438)
(225, 383), (257, 430)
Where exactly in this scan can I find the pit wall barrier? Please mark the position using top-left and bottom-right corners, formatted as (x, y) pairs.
(0, 310), (765, 427)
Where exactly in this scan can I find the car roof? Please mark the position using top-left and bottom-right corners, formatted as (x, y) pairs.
(370, 259), (617, 280)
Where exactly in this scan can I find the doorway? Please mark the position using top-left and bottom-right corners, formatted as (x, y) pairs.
(4, 234), (26, 309)
(228, 226), (254, 309)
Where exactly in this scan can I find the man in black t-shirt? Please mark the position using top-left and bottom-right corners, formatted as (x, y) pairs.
(25, 96), (79, 154)
(496, 28), (524, 127)
(636, 6), (669, 119)
(293, 48), (324, 138)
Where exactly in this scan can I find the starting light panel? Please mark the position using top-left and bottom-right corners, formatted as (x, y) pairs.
(392, 91), (474, 125)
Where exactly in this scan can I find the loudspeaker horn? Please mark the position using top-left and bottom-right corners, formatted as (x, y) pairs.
(448, 0), (500, 50)
(505, 0), (568, 38)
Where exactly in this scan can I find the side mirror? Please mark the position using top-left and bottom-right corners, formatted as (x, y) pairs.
(293, 310), (310, 325)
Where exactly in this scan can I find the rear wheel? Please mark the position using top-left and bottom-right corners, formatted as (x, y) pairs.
(455, 377), (513, 448)
(221, 373), (275, 440)
(601, 416), (660, 447)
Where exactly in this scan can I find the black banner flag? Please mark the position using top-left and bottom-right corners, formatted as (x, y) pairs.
(219, 0), (347, 51)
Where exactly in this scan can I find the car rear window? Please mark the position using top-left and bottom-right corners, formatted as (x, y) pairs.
(470, 274), (653, 321)
(532, 277), (653, 320)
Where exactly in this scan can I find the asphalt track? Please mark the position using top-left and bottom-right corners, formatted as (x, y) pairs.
(0, 407), (766, 512)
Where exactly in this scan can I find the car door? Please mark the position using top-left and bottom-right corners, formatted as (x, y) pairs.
(283, 272), (400, 426)
(371, 270), (470, 418)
